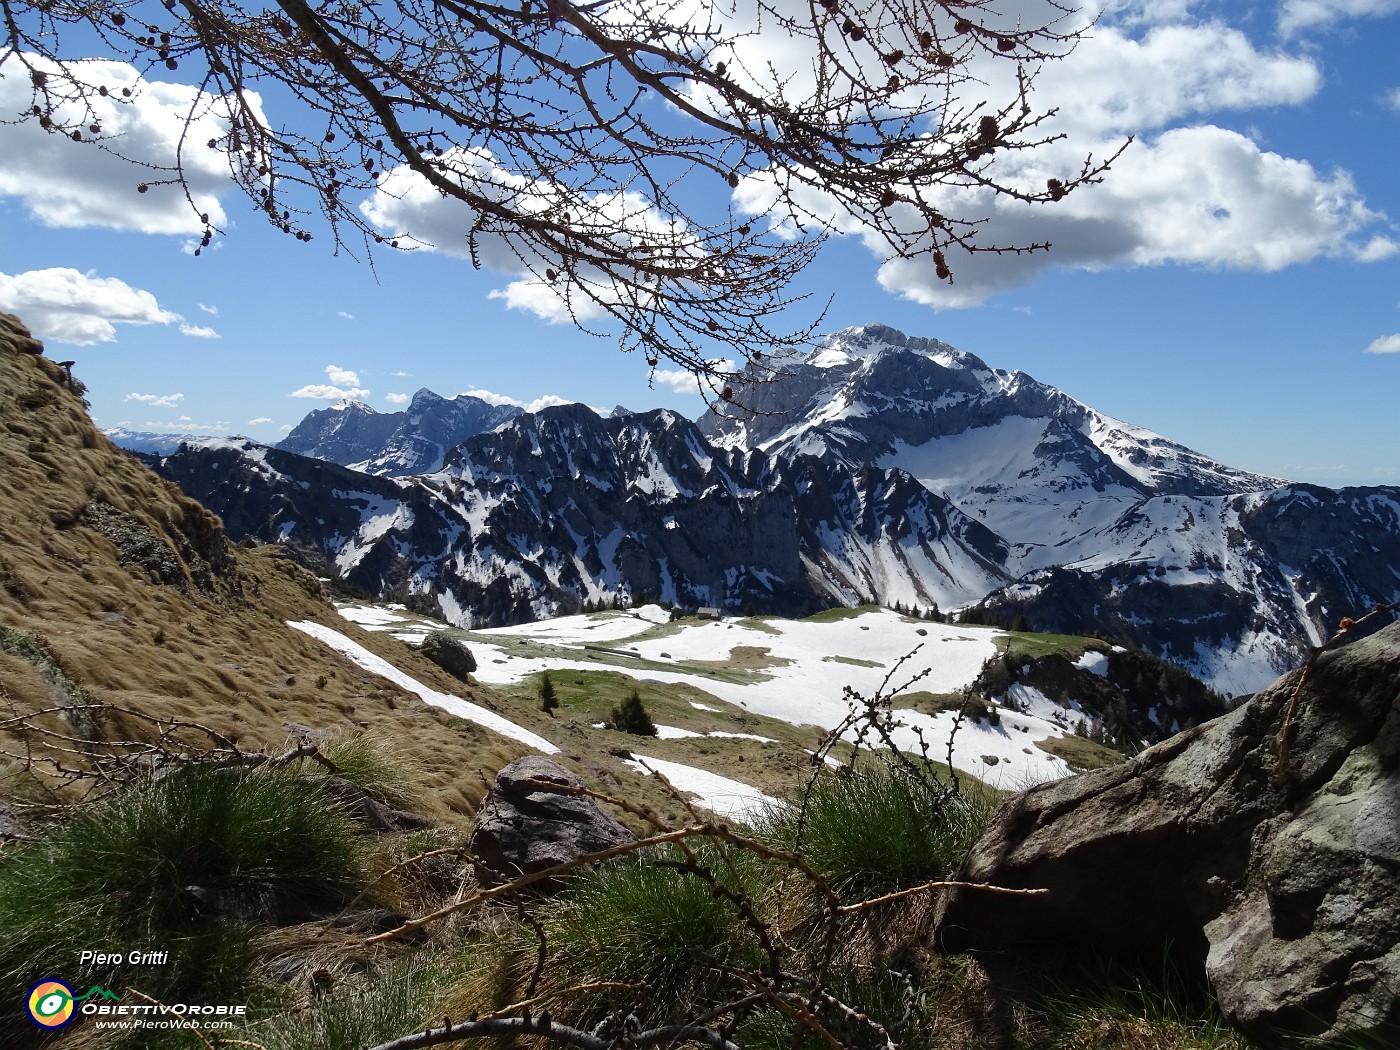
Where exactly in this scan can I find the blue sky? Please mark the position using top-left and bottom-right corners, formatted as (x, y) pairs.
(1, 0), (1397, 486)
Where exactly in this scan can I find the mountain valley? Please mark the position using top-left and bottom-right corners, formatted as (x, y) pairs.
(139, 323), (1400, 696)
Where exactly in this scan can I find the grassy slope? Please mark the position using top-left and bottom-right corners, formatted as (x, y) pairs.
(0, 313), (807, 830)
(0, 315), (545, 820)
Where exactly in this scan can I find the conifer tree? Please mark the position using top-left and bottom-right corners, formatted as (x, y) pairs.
(610, 689), (657, 737)
(538, 671), (559, 715)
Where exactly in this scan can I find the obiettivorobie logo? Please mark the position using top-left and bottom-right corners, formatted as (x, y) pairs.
(26, 979), (121, 1029)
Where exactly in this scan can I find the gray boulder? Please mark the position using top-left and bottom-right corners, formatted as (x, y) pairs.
(469, 756), (636, 878)
(935, 619), (1400, 1046)
(418, 632), (477, 679)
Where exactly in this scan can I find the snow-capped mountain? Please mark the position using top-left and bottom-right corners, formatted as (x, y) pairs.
(277, 389), (521, 475)
(104, 429), (239, 455)
(146, 325), (1400, 695)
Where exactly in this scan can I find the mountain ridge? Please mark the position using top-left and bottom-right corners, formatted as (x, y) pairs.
(143, 323), (1400, 695)
(277, 387), (523, 475)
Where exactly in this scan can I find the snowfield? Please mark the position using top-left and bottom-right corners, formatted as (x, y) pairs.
(288, 619), (560, 754)
(334, 602), (1077, 797)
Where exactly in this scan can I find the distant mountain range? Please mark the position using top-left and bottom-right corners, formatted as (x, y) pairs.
(142, 324), (1400, 695)
(277, 389), (523, 474)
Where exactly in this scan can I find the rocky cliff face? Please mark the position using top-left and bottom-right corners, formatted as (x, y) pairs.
(935, 616), (1400, 1047)
(147, 324), (1400, 696)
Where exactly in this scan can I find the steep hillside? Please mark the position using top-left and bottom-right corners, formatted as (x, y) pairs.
(0, 313), (553, 820)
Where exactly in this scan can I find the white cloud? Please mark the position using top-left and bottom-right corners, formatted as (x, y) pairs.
(198, 303), (218, 315)
(460, 387), (574, 413)
(337, 311), (355, 320)
(1365, 334), (1400, 354)
(147, 417), (230, 434)
(750, 122), (1389, 309)
(734, 8), (1387, 310)
(384, 392), (410, 405)
(179, 323), (221, 339)
(391, 370), (412, 377)
(0, 55), (258, 234)
(125, 391), (185, 409)
(486, 280), (609, 324)
(460, 387), (523, 408)
(1028, 22), (1320, 137)
(652, 360), (737, 396)
(1386, 87), (1400, 113)
(247, 416), (273, 425)
(290, 384), (371, 401)
(1279, 0), (1400, 35)
(325, 364), (361, 387)
(0, 267), (180, 344)
(364, 146), (698, 325)
(289, 363), (369, 401)
(1357, 237), (1400, 263)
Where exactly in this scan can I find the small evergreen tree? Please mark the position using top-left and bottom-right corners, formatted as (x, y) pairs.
(538, 671), (559, 715)
(1009, 613), (1033, 633)
(610, 689), (657, 737)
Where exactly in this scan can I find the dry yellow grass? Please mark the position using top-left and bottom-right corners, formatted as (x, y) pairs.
(0, 314), (551, 820)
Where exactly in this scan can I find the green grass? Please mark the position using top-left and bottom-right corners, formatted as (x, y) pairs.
(1038, 966), (1253, 1050)
(995, 631), (1102, 660)
(476, 844), (770, 1026)
(317, 729), (432, 813)
(254, 953), (456, 1050)
(1037, 732), (1131, 771)
(0, 765), (367, 1006)
(738, 964), (931, 1050)
(800, 604), (881, 623)
(761, 763), (996, 902)
(823, 654), (884, 668)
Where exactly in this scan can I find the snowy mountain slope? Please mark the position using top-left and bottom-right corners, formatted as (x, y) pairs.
(278, 389), (521, 475)
(145, 324), (1400, 695)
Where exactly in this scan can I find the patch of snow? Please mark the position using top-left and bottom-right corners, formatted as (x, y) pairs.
(707, 731), (777, 743)
(1074, 651), (1109, 677)
(287, 620), (559, 754)
(624, 754), (782, 823)
(655, 725), (704, 740)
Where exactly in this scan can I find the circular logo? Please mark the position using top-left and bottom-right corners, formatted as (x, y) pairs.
(27, 979), (76, 1029)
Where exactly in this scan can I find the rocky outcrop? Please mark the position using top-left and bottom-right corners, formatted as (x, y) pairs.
(469, 756), (636, 878)
(0, 312), (44, 355)
(935, 618), (1400, 1046)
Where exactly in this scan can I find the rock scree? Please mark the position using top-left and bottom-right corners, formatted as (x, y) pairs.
(934, 619), (1400, 1046)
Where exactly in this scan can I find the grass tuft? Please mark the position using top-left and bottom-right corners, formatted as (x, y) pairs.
(762, 763), (995, 902)
(318, 729), (432, 814)
(0, 764), (366, 1005)
(254, 953), (454, 1050)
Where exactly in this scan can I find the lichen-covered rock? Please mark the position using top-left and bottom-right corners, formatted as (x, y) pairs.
(935, 620), (1400, 1046)
(469, 756), (635, 878)
(418, 632), (477, 679)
